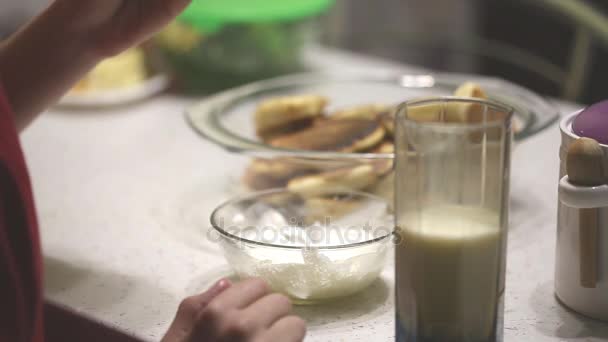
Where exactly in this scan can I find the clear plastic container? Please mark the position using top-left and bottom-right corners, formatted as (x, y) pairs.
(155, 0), (334, 93)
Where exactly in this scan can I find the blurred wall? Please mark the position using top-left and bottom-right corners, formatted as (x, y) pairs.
(322, 0), (479, 72)
(322, 0), (607, 102)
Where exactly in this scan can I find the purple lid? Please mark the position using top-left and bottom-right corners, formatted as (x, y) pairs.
(572, 100), (608, 145)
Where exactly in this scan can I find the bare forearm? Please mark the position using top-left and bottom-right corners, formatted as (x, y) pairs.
(0, 2), (102, 131)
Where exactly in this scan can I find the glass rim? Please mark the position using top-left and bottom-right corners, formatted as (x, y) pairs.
(396, 96), (515, 132)
(209, 188), (395, 250)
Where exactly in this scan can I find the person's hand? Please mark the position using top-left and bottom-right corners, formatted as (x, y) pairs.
(162, 278), (307, 342)
(53, 0), (192, 57)
(0, 0), (192, 129)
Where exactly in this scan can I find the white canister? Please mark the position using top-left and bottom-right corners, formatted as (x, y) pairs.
(556, 111), (608, 321)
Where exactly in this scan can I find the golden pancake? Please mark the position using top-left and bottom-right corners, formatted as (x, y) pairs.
(287, 164), (378, 197)
(330, 104), (391, 121)
(269, 119), (385, 152)
(255, 95), (328, 138)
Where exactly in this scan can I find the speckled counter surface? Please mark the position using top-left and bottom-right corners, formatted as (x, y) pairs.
(21, 49), (608, 341)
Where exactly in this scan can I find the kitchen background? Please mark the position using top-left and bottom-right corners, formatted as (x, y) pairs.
(1, 0), (606, 103)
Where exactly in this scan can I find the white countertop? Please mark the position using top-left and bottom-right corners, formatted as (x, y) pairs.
(21, 49), (608, 341)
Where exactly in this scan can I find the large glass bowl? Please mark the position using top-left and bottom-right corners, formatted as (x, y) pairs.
(187, 72), (559, 201)
(186, 71), (559, 160)
(210, 189), (393, 304)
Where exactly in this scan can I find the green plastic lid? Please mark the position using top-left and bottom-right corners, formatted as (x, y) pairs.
(179, 0), (334, 32)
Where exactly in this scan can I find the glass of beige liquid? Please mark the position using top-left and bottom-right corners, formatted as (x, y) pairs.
(394, 97), (513, 342)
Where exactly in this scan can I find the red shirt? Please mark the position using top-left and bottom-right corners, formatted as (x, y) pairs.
(0, 88), (143, 342)
(0, 86), (44, 342)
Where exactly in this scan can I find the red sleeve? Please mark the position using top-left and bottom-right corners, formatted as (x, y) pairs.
(0, 84), (44, 342)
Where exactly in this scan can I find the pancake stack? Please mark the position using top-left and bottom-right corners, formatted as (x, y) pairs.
(243, 82), (490, 199)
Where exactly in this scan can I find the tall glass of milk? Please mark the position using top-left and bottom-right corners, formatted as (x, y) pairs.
(394, 97), (513, 342)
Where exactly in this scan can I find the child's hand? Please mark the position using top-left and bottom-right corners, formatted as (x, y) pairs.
(162, 278), (307, 342)
(55, 0), (192, 57)
(0, 0), (192, 127)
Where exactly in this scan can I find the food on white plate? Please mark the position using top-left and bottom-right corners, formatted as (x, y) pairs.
(71, 48), (147, 93)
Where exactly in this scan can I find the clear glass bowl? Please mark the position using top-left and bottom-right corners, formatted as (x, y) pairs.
(186, 71), (559, 159)
(210, 189), (393, 304)
(186, 72), (559, 202)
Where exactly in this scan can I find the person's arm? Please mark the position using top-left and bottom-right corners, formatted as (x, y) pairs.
(0, 1), (98, 131)
(0, 0), (190, 131)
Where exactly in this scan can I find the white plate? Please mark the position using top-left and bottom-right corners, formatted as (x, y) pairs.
(57, 74), (170, 108)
